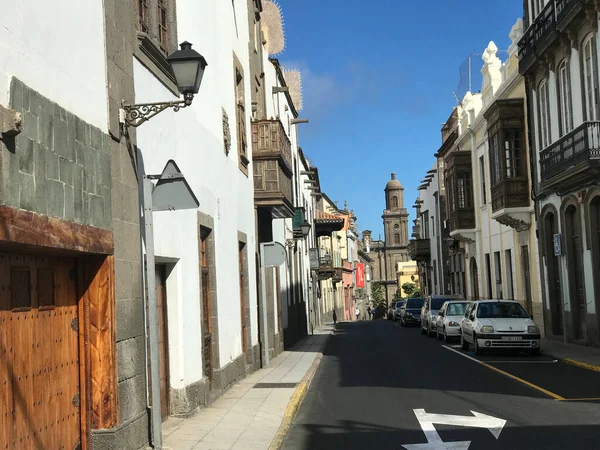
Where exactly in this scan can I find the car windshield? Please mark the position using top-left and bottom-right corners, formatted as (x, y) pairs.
(395, 302), (404, 309)
(446, 302), (469, 316)
(406, 298), (424, 308)
(431, 298), (452, 310)
(476, 302), (529, 319)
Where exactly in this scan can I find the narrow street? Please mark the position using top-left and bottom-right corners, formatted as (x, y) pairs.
(282, 320), (600, 450)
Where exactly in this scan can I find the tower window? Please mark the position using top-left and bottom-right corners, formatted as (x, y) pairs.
(394, 233), (400, 244)
(392, 196), (398, 209)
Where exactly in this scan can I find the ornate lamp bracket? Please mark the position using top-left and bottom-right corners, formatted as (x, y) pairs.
(120, 93), (194, 128)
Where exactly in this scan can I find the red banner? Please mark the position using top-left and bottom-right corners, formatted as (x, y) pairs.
(356, 263), (365, 288)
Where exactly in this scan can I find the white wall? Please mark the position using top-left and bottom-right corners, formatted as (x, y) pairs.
(0, 1), (108, 130)
(134, 0), (258, 386)
(419, 162), (440, 293)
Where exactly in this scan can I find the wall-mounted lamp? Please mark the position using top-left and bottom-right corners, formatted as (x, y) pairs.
(120, 41), (207, 128)
(291, 118), (309, 125)
(273, 86), (289, 94)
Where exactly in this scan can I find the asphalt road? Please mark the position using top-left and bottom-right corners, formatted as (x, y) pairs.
(282, 320), (600, 450)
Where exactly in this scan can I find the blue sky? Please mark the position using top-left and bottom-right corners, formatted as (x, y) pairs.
(279, 0), (523, 239)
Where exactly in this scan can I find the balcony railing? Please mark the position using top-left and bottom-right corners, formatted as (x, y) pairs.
(556, 0), (585, 30)
(518, 1), (558, 74)
(409, 239), (431, 262)
(448, 209), (476, 232)
(491, 178), (530, 212)
(332, 268), (343, 283)
(540, 121), (600, 183)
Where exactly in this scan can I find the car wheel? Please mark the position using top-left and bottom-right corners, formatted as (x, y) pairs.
(436, 328), (442, 340)
(427, 324), (433, 337)
(461, 333), (469, 350)
(443, 328), (449, 342)
(473, 333), (483, 356)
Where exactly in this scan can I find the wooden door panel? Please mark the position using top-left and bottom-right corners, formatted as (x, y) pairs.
(0, 253), (81, 450)
(156, 266), (170, 421)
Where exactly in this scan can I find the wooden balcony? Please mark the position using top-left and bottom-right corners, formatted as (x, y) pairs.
(539, 121), (600, 193)
(332, 268), (343, 283)
(445, 150), (476, 235)
(252, 119), (294, 218)
(409, 239), (431, 262)
(317, 254), (334, 280)
(491, 179), (530, 212)
(448, 209), (475, 233)
(518, 1), (558, 75)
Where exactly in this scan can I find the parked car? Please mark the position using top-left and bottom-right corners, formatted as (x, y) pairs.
(460, 300), (541, 356)
(400, 298), (424, 327)
(435, 300), (472, 341)
(393, 300), (405, 321)
(421, 294), (463, 337)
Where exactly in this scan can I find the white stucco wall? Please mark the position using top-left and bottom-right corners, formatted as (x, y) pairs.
(1, 1), (108, 130)
(419, 162), (440, 293)
(134, 0), (258, 387)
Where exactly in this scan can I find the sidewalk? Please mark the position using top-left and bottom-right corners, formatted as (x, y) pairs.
(162, 325), (334, 450)
(542, 338), (600, 371)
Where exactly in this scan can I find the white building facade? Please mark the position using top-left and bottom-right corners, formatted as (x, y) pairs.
(520, 0), (600, 346)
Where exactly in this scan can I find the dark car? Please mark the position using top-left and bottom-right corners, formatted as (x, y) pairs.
(400, 298), (425, 327)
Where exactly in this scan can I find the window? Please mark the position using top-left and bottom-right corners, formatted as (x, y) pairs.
(235, 65), (249, 172)
(479, 155), (486, 205)
(137, 0), (149, 33)
(537, 79), (551, 150)
(558, 59), (573, 134)
(392, 196), (399, 209)
(490, 133), (501, 185)
(582, 35), (599, 121)
(457, 172), (472, 209)
(158, 0), (169, 54)
(394, 233), (400, 244)
(503, 128), (523, 179)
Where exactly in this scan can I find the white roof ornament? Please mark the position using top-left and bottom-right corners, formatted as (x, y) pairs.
(284, 69), (303, 111)
(482, 41), (499, 65)
(262, 0), (286, 56)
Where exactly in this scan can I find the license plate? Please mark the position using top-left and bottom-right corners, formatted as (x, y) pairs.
(501, 336), (523, 341)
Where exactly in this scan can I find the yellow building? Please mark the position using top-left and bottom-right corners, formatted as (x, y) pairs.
(396, 261), (420, 298)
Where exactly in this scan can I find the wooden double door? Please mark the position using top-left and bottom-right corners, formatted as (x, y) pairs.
(0, 252), (82, 450)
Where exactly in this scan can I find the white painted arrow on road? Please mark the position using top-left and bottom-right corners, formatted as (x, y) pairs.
(402, 409), (507, 450)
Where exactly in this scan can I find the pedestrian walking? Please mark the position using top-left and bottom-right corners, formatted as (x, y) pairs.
(355, 307), (360, 321)
(367, 306), (371, 320)
(332, 309), (337, 325)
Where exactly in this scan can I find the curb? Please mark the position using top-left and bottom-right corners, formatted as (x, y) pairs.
(562, 357), (600, 373)
(268, 332), (331, 450)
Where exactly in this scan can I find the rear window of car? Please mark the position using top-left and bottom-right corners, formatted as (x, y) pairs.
(446, 302), (469, 316)
(477, 302), (529, 318)
(406, 298), (424, 308)
(431, 298), (453, 310)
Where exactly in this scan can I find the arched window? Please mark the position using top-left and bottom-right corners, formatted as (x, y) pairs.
(394, 233), (400, 244)
(537, 79), (551, 150)
(558, 58), (573, 134)
(392, 196), (399, 209)
(582, 34), (599, 121)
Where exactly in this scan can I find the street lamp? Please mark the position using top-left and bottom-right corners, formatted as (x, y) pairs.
(120, 41), (208, 128)
(300, 220), (311, 237)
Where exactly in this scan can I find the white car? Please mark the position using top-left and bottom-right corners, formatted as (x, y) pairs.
(435, 300), (472, 342)
(460, 300), (541, 356)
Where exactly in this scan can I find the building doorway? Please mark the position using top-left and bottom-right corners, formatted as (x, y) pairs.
(155, 264), (170, 421)
(544, 212), (563, 335)
(590, 196), (600, 336)
(470, 257), (479, 300)
(0, 253), (82, 449)
(564, 205), (586, 341)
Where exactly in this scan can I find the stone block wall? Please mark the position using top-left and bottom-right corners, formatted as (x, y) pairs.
(3, 78), (111, 229)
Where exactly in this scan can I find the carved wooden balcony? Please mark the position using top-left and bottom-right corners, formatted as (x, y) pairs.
(409, 239), (431, 262)
(317, 254), (334, 280)
(445, 150), (476, 240)
(491, 179), (530, 212)
(252, 119), (294, 218)
(539, 121), (600, 194)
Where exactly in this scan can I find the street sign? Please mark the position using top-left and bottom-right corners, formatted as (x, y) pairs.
(151, 159), (200, 211)
(261, 242), (286, 267)
(553, 233), (562, 256)
(402, 409), (506, 449)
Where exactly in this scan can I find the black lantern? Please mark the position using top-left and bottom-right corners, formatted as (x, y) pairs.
(168, 41), (208, 98)
(300, 220), (311, 237)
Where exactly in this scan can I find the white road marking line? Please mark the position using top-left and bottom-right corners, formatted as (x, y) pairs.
(442, 345), (480, 363)
(442, 345), (558, 363)
(490, 360), (558, 364)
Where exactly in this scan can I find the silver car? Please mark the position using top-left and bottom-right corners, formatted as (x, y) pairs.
(421, 294), (463, 337)
(435, 300), (472, 342)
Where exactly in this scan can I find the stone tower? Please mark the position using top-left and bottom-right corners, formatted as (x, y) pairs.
(381, 172), (410, 302)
